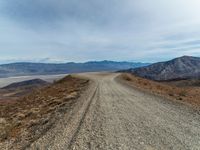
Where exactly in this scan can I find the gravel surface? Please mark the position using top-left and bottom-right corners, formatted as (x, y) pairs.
(29, 73), (200, 150)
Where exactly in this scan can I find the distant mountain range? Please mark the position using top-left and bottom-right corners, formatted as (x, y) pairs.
(0, 61), (150, 78)
(122, 56), (200, 81)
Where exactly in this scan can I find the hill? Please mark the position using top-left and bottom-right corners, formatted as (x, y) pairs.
(2, 79), (49, 90)
(0, 75), (89, 149)
(0, 79), (49, 98)
(0, 61), (150, 78)
(123, 56), (200, 81)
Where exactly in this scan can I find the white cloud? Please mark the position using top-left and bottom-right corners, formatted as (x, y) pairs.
(0, 0), (200, 63)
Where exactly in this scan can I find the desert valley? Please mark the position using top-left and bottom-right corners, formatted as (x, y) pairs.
(0, 56), (200, 149)
(1, 0), (200, 149)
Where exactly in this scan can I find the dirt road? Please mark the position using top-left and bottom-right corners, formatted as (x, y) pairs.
(30, 73), (200, 150)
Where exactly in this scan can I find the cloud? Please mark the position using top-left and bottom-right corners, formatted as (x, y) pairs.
(1, 0), (132, 28)
(0, 0), (200, 63)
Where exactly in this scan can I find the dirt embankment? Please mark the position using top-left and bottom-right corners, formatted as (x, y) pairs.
(120, 73), (200, 107)
(0, 75), (89, 149)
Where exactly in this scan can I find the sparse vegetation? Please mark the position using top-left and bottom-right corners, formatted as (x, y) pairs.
(179, 90), (187, 97)
(121, 73), (200, 107)
(0, 75), (89, 149)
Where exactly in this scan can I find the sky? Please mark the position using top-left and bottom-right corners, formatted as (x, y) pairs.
(0, 0), (200, 63)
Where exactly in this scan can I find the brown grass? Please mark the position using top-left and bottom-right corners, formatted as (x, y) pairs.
(0, 75), (89, 148)
(120, 73), (200, 107)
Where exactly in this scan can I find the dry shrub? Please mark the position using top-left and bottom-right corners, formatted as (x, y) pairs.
(121, 73), (200, 106)
(0, 75), (89, 146)
(179, 90), (187, 97)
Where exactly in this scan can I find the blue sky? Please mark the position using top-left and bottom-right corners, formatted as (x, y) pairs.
(0, 0), (200, 63)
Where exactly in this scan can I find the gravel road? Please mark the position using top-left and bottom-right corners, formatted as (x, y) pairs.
(30, 73), (200, 150)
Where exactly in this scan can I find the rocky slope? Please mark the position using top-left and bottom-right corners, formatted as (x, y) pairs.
(124, 56), (200, 81)
(0, 79), (49, 99)
(2, 79), (49, 90)
(0, 75), (89, 149)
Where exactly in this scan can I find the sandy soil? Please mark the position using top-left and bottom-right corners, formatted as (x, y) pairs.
(27, 73), (200, 150)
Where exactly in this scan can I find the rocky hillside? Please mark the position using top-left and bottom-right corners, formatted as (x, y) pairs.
(0, 79), (49, 101)
(123, 56), (200, 81)
(0, 75), (89, 149)
(2, 79), (49, 90)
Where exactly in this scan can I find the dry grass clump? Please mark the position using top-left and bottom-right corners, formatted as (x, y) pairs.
(0, 75), (89, 148)
(121, 73), (200, 107)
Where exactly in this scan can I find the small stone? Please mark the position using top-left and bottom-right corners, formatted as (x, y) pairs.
(0, 118), (6, 124)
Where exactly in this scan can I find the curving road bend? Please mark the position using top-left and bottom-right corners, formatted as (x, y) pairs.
(70, 73), (200, 150)
(30, 73), (200, 150)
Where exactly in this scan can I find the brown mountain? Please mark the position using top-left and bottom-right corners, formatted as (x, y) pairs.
(0, 79), (49, 97)
(124, 56), (200, 81)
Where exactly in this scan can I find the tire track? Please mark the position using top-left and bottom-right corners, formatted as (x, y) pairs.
(67, 84), (99, 149)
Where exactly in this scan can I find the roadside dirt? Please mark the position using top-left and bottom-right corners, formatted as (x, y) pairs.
(0, 75), (89, 150)
(120, 73), (200, 107)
